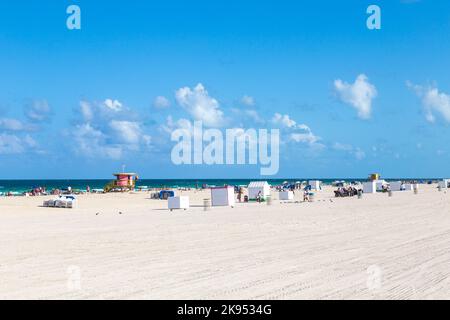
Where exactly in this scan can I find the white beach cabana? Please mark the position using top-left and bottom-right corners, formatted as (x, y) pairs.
(363, 181), (376, 194)
(438, 179), (450, 189)
(211, 186), (235, 207)
(389, 181), (403, 192)
(168, 196), (189, 211)
(279, 191), (294, 200)
(308, 180), (321, 191)
(374, 180), (388, 191)
(403, 183), (414, 191)
(247, 181), (271, 200)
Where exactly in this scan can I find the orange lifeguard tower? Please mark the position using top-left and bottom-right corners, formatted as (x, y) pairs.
(104, 172), (138, 192)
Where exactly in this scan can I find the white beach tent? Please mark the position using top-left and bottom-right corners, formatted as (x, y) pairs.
(168, 196), (189, 211)
(279, 191), (294, 200)
(438, 179), (450, 189)
(389, 181), (402, 192)
(248, 181), (271, 200)
(374, 180), (388, 191)
(403, 183), (414, 191)
(308, 180), (321, 191)
(363, 181), (376, 194)
(211, 186), (235, 207)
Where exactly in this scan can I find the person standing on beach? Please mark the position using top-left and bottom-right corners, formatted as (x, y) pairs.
(237, 187), (243, 202)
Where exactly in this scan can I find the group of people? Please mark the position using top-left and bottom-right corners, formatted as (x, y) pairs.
(27, 187), (47, 196)
(334, 186), (360, 197)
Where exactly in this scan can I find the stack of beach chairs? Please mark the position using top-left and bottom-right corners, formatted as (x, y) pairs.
(43, 196), (77, 209)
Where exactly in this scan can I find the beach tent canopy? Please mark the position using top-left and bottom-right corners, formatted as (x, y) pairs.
(438, 179), (450, 189)
(374, 179), (388, 191)
(211, 186), (235, 206)
(363, 181), (376, 194)
(247, 181), (270, 200)
(308, 180), (322, 191)
(159, 190), (175, 199)
(389, 181), (403, 192)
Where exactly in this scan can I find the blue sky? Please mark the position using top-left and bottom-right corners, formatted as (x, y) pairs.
(1, 0), (450, 179)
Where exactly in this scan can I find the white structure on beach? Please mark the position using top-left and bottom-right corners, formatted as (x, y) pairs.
(43, 195), (77, 209)
(389, 181), (403, 192)
(438, 179), (450, 189)
(211, 186), (235, 207)
(363, 181), (376, 194)
(403, 183), (414, 191)
(168, 196), (189, 211)
(248, 181), (270, 200)
(279, 191), (294, 200)
(374, 180), (388, 191)
(308, 180), (321, 191)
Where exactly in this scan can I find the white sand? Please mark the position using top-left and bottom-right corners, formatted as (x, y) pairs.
(1, 185), (450, 299)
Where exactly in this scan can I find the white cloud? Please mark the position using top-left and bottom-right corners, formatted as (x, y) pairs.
(25, 100), (51, 122)
(79, 101), (94, 122)
(104, 99), (123, 112)
(333, 142), (365, 160)
(354, 148), (366, 160)
(244, 109), (264, 124)
(109, 120), (142, 145)
(69, 99), (151, 159)
(271, 113), (322, 148)
(407, 82), (450, 123)
(240, 95), (255, 106)
(333, 142), (353, 152)
(0, 133), (38, 154)
(289, 132), (319, 144)
(272, 113), (297, 128)
(71, 123), (123, 159)
(0, 118), (32, 131)
(334, 74), (377, 119)
(153, 96), (171, 109)
(175, 83), (225, 127)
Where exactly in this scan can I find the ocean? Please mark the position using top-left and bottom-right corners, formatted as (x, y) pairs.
(0, 178), (436, 194)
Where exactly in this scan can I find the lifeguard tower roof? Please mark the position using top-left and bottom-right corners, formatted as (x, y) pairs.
(113, 173), (137, 176)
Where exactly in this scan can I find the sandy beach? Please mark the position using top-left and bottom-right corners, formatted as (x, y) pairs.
(1, 184), (449, 300)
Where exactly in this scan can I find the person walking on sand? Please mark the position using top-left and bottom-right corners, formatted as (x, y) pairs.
(237, 187), (243, 202)
(303, 189), (309, 202)
(256, 191), (262, 203)
(86, 185), (90, 194)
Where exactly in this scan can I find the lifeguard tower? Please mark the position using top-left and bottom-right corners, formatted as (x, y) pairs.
(104, 172), (138, 192)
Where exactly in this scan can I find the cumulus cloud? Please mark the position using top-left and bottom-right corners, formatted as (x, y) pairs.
(25, 100), (51, 122)
(69, 99), (151, 159)
(0, 133), (38, 154)
(175, 83), (225, 127)
(230, 108), (264, 124)
(153, 96), (171, 109)
(109, 120), (147, 145)
(0, 118), (33, 131)
(240, 95), (255, 106)
(103, 99), (123, 111)
(244, 109), (264, 124)
(272, 113), (297, 128)
(407, 82), (450, 123)
(271, 113), (322, 149)
(334, 74), (377, 119)
(71, 123), (123, 160)
(289, 132), (320, 144)
(333, 142), (365, 160)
